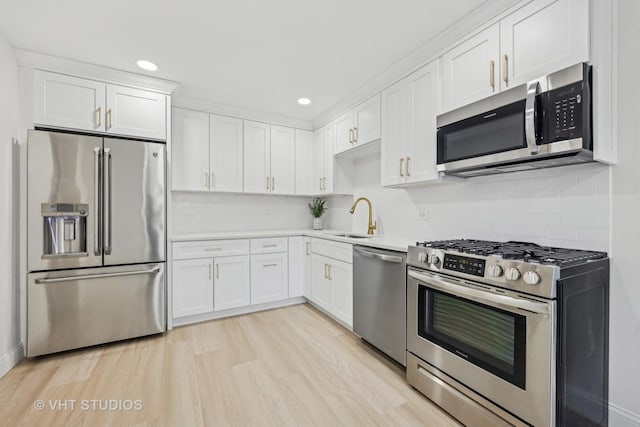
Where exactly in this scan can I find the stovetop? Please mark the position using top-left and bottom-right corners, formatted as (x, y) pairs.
(413, 239), (607, 267)
(408, 239), (608, 299)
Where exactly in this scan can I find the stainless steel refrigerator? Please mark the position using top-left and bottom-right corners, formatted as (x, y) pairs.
(27, 130), (166, 357)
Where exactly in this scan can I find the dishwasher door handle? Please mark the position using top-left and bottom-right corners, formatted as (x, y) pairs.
(354, 247), (404, 263)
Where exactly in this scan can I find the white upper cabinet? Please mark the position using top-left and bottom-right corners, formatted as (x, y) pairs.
(210, 114), (243, 192)
(33, 70), (167, 140)
(269, 125), (295, 195)
(334, 94), (381, 155)
(313, 122), (335, 194)
(34, 71), (106, 133)
(442, 24), (500, 112)
(294, 129), (315, 195)
(499, 0), (589, 90)
(243, 120), (271, 194)
(106, 84), (167, 140)
(382, 60), (441, 186)
(171, 108), (210, 192)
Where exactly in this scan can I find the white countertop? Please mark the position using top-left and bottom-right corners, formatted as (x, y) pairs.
(171, 229), (413, 252)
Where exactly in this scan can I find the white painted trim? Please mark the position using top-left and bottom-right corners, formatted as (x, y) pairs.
(172, 297), (305, 327)
(312, 0), (526, 128)
(610, 403), (640, 427)
(15, 49), (178, 94)
(172, 99), (313, 131)
(0, 343), (24, 378)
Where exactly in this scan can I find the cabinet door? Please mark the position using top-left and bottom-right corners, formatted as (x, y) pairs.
(250, 252), (288, 304)
(329, 259), (353, 327)
(34, 70), (106, 133)
(243, 120), (271, 193)
(405, 60), (441, 183)
(214, 255), (250, 311)
(172, 258), (213, 318)
(303, 237), (312, 298)
(322, 122), (335, 193)
(442, 23), (500, 112)
(106, 84), (167, 140)
(310, 254), (331, 311)
(294, 129), (314, 195)
(210, 114), (243, 192)
(353, 94), (381, 146)
(270, 125), (295, 195)
(287, 237), (304, 298)
(500, 0), (589, 89)
(334, 111), (354, 154)
(381, 80), (406, 186)
(171, 108), (210, 191)
(313, 127), (325, 194)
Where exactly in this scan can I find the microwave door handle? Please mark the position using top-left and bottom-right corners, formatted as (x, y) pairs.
(525, 81), (541, 154)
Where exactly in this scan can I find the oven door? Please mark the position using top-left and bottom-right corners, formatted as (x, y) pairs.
(407, 268), (555, 427)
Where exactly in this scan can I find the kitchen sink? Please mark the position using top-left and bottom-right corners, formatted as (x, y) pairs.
(332, 233), (371, 239)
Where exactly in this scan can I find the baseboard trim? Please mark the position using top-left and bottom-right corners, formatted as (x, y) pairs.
(610, 403), (640, 427)
(0, 342), (24, 378)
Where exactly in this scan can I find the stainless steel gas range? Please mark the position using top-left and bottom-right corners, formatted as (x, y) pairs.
(406, 239), (609, 427)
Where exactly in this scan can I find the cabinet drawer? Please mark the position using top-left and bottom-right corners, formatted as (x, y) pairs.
(311, 238), (353, 264)
(173, 239), (250, 260)
(251, 237), (288, 254)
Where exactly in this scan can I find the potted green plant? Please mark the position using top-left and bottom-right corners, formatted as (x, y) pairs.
(308, 198), (327, 230)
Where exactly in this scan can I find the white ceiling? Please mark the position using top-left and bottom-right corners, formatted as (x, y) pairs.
(0, 0), (488, 121)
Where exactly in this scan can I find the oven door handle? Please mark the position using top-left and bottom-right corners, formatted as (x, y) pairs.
(408, 270), (550, 316)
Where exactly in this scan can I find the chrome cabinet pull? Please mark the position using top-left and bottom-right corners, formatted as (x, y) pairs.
(263, 263), (278, 268)
(103, 148), (112, 255)
(502, 54), (509, 85)
(489, 60), (495, 90)
(107, 108), (113, 129)
(93, 147), (102, 256)
(96, 106), (102, 128)
(211, 173), (215, 189)
(266, 176), (270, 191)
(271, 177), (275, 192)
(400, 158), (405, 177)
(306, 241), (310, 256)
(35, 266), (160, 284)
(216, 264), (219, 279)
(406, 157), (411, 177)
(262, 244), (278, 248)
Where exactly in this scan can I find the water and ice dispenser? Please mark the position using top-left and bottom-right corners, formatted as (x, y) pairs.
(41, 203), (89, 258)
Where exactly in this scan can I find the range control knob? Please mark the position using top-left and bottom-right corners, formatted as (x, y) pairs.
(523, 271), (541, 285)
(505, 267), (521, 281)
(428, 254), (440, 265)
(418, 253), (428, 263)
(488, 265), (503, 277)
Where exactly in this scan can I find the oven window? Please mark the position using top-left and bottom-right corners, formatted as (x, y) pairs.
(418, 286), (526, 389)
(437, 100), (526, 164)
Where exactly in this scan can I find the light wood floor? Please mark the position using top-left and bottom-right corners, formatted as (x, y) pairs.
(0, 303), (460, 426)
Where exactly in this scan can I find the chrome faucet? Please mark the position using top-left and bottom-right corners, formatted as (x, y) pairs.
(349, 197), (377, 235)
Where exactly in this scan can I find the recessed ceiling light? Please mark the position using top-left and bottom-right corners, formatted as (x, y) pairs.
(297, 98), (311, 106)
(136, 59), (158, 71)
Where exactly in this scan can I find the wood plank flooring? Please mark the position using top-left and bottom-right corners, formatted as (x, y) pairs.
(0, 303), (460, 426)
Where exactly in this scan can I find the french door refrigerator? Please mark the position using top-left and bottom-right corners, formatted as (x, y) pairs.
(27, 130), (166, 357)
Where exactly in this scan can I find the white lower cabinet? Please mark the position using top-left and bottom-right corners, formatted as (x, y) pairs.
(213, 255), (250, 311)
(310, 238), (353, 328)
(303, 237), (312, 298)
(288, 236), (305, 298)
(250, 252), (288, 304)
(172, 258), (214, 318)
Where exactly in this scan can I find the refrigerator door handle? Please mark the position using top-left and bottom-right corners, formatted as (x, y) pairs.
(103, 147), (112, 255)
(35, 266), (161, 284)
(93, 147), (102, 256)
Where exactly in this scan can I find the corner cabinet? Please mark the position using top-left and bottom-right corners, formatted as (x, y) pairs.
(33, 70), (167, 140)
(313, 122), (335, 194)
(334, 95), (381, 155)
(381, 60), (442, 186)
(294, 129), (315, 195)
(441, 0), (589, 112)
(172, 108), (243, 192)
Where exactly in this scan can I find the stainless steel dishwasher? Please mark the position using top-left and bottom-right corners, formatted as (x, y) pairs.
(353, 245), (407, 366)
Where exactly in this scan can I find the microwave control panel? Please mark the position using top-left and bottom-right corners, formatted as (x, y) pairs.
(546, 81), (585, 143)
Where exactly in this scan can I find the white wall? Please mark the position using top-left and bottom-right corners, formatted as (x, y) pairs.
(0, 33), (23, 377)
(608, 0), (640, 425)
(172, 193), (314, 235)
(327, 153), (610, 251)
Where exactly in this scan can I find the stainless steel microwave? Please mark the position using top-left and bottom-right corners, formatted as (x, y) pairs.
(436, 62), (593, 177)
